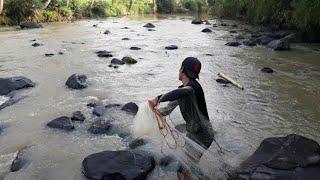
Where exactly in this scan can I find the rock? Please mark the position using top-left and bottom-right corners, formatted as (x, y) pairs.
(121, 27), (129, 29)
(0, 124), (7, 135)
(105, 103), (121, 109)
(267, 39), (290, 51)
(130, 47), (141, 50)
(0, 76), (35, 96)
(165, 45), (178, 50)
(261, 67), (274, 73)
(65, 74), (88, 90)
(255, 35), (274, 45)
(121, 102), (138, 115)
(32, 43), (43, 47)
(235, 35), (245, 40)
(0, 96), (25, 111)
(92, 106), (106, 117)
(243, 40), (257, 46)
(122, 56), (137, 64)
(232, 24), (238, 28)
(58, 52), (64, 55)
(47, 116), (74, 131)
(93, 24), (98, 27)
(228, 134), (320, 180)
(202, 28), (212, 33)
(229, 30), (237, 33)
(45, 53), (55, 57)
(82, 150), (155, 180)
(11, 148), (28, 172)
(129, 138), (148, 149)
(212, 24), (218, 27)
(111, 58), (125, 65)
(104, 30), (111, 34)
(143, 23), (155, 28)
(71, 111), (85, 122)
(148, 29), (156, 31)
(216, 78), (231, 84)
(220, 23), (227, 26)
(225, 41), (241, 47)
(122, 38), (130, 40)
(191, 20), (203, 24)
(87, 102), (97, 108)
(96, 50), (113, 58)
(88, 119), (112, 135)
(20, 21), (42, 29)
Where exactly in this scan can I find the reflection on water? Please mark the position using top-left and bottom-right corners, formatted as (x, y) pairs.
(0, 15), (319, 179)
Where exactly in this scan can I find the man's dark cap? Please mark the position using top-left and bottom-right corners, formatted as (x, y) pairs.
(182, 57), (202, 79)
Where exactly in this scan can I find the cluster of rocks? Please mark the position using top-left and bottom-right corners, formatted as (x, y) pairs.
(20, 21), (43, 29)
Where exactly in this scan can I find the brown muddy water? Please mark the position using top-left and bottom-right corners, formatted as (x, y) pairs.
(0, 15), (320, 179)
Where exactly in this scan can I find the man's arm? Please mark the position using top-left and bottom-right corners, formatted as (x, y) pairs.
(158, 86), (193, 103)
(158, 100), (179, 116)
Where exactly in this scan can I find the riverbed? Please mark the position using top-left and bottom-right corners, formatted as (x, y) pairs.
(0, 15), (320, 179)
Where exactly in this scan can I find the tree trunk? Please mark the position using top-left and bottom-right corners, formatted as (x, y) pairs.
(153, 0), (157, 13)
(90, 0), (95, 8)
(0, 0), (4, 15)
(43, 0), (52, 9)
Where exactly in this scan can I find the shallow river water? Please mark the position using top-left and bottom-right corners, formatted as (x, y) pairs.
(0, 15), (320, 179)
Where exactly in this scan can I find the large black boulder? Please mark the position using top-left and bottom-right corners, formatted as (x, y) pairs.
(121, 102), (138, 115)
(0, 76), (35, 96)
(82, 150), (155, 180)
(143, 23), (155, 28)
(267, 39), (290, 51)
(228, 134), (320, 180)
(202, 28), (212, 33)
(47, 116), (74, 131)
(88, 119), (112, 135)
(65, 74), (88, 90)
(122, 57), (137, 64)
(20, 21), (43, 29)
(165, 45), (178, 50)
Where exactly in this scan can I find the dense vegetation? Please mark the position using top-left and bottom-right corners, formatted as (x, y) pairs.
(0, 0), (319, 41)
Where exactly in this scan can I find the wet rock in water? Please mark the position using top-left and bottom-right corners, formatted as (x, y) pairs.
(130, 46), (141, 50)
(0, 96), (25, 111)
(121, 27), (129, 29)
(129, 138), (148, 149)
(202, 28), (212, 33)
(267, 39), (290, 51)
(122, 38), (130, 40)
(47, 116), (74, 131)
(82, 150), (155, 180)
(71, 111), (85, 122)
(65, 74), (88, 90)
(30, 39), (36, 42)
(32, 42), (43, 47)
(58, 52), (64, 55)
(96, 50), (113, 58)
(228, 134), (320, 180)
(175, 124), (186, 133)
(11, 148), (29, 172)
(261, 67), (274, 73)
(243, 40), (257, 47)
(148, 29), (156, 31)
(111, 58), (125, 65)
(87, 102), (97, 108)
(0, 124), (7, 135)
(220, 23), (227, 26)
(121, 102), (138, 115)
(235, 35), (245, 40)
(255, 35), (274, 45)
(191, 19), (203, 24)
(143, 23), (155, 28)
(205, 53), (214, 56)
(225, 41), (241, 47)
(122, 56), (137, 64)
(216, 78), (231, 84)
(232, 24), (238, 28)
(104, 30), (111, 34)
(20, 21), (42, 29)
(45, 53), (55, 57)
(92, 24), (98, 27)
(105, 103), (121, 109)
(92, 106), (106, 117)
(0, 76), (35, 96)
(88, 119), (112, 135)
(229, 30), (237, 33)
(165, 45), (178, 50)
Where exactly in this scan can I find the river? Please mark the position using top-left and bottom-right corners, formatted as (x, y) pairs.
(0, 15), (320, 179)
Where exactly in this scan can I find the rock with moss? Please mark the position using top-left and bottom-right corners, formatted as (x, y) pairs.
(20, 21), (42, 29)
(122, 56), (137, 64)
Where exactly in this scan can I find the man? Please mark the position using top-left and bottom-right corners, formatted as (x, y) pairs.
(149, 57), (214, 149)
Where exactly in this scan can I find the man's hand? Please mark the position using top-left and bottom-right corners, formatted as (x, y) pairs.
(148, 97), (158, 108)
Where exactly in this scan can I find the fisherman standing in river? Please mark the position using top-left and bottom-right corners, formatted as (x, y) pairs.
(149, 57), (214, 149)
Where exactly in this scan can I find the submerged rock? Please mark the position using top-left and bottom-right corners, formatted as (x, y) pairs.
(32, 42), (43, 47)
(111, 58), (125, 65)
(121, 102), (138, 115)
(71, 111), (85, 122)
(255, 35), (274, 45)
(20, 21), (42, 29)
(191, 20), (203, 24)
(45, 53), (55, 57)
(243, 40), (257, 47)
(202, 28), (212, 33)
(92, 106), (106, 117)
(104, 30), (111, 34)
(229, 30), (237, 33)
(143, 23), (155, 28)
(129, 138), (148, 149)
(82, 150), (155, 180)
(267, 39), (290, 51)
(105, 103), (121, 109)
(47, 116), (74, 131)
(88, 119), (112, 135)
(165, 45), (178, 50)
(0, 76), (35, 96)
(65, 74), (88, 90)
(96, 50), (113, 58)
(148, 29), (156, 31)
(261, 67), (274, 73)
(122, 38), (130, 40)
(87, 102), (97, 108)
(122, 56), (137, 64)
(0, 96), (25, 111)
(225, 41), (241, 47)
(228, 134), (320, 180)
(130, 46), (141, 50)
(11, 147), (29, 172)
